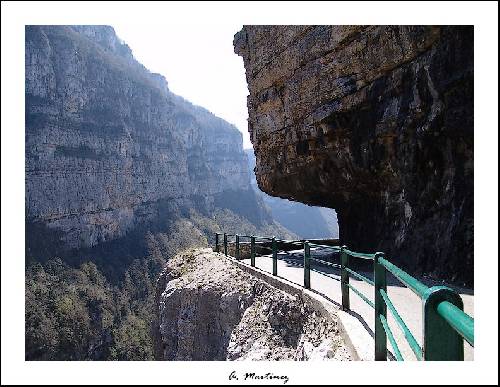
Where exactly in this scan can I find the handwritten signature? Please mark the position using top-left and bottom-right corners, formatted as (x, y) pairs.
(229, 371), (289, 384)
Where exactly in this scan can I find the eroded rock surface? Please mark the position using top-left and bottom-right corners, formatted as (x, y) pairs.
(26, 25), (271, 251)
(153, 248), (351, 360)
(234, 26), (473, 285)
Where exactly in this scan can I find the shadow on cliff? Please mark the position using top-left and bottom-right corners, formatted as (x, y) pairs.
(26, 219), (149, 283)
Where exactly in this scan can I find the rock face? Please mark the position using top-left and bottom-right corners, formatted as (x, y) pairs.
(153, 248), (351, 360)
(246, 149), (339, 238)
(235, 26), (473, 285)
(25, 25), (271, 250)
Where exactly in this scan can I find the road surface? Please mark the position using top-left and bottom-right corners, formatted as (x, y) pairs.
(239, 248), (474, 361)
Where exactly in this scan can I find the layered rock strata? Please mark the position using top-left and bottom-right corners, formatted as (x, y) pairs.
(235, 26), (473, 285)
(26, 25), (270, 250)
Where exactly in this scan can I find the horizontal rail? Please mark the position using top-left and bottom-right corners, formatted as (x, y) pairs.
(309, 257), (341, 269)
(347, 283), (375, 309)
(344, 249), (375, 260)
(380, 289), (423, 360)
(378, 257), (429, 298)
(277, 241), (306, 246)
(221, 234), (270, 240)
(221, 235), (339, 244)
(308, 243), (341, 252)
(345, 267), (375, 286)
(307, 238), (341, 244)
(436, 301), (474, 346)
(380, 314), (404, 361)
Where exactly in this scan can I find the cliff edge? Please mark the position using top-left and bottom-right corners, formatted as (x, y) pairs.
(153, 248), (352, 360)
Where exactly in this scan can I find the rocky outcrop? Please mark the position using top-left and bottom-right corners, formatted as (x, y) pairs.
(235, 26), (473, 285)
(25, 25), (271, 250)
(153, 248), (351, 360)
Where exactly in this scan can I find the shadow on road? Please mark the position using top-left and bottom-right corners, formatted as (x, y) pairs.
(269, 251), (474, 296)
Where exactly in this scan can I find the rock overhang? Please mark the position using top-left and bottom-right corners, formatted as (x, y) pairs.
(234, 25), (474, 285)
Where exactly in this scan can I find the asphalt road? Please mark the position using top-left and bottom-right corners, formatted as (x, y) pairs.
(240, 248), (474, 361)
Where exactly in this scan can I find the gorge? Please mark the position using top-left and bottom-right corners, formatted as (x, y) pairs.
(25, 25), (292, 360)
(24, 24), (474, 362)
(26, 25), (284, 253)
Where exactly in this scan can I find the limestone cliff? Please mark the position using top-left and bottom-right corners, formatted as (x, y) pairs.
(25, 25), (271, 251)
(235, 26), (473, 285)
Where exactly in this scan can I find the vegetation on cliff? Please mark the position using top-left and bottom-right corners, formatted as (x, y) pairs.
(25, 209), (292, 360)
(25, 25), (296, 360)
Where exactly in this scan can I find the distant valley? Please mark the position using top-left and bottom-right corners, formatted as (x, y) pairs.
(245, 149), (338, 239)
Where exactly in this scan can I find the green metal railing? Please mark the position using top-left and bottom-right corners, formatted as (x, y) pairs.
(213, 232), (474, 361)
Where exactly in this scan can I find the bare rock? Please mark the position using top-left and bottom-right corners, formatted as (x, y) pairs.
(153, 248), (351, 361)
(234, 26), (473, 285)
(25, 25), (270, 251)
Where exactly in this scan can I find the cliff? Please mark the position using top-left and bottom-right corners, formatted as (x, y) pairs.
(25, 25), (272, 252)
(153, 248), (351, 360)
(25, 25), (296, 361)
(234, 26), (473, 285)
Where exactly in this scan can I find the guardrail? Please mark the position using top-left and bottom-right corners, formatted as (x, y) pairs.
(214, 232), (474, 361)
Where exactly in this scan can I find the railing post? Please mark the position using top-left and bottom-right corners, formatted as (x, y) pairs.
(304, 241), (311, 289)
(250, 236), (256, 267)
(235, 234), (240, 260)
(215, 233), (219, 253)
(340, 245), (350, 311)
(272, 237), (277, 276)
(374, 252), (387, 361)
(223, 233), (227, 256)
(423, 286), (465, 360)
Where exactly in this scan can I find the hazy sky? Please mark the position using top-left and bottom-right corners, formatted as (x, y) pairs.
(113, 24), (253, 149)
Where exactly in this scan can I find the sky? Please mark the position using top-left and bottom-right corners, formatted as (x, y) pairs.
(113, 24), (253, 149)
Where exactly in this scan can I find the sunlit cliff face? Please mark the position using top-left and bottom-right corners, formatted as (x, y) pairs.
(235, 25), (474, 285)
(25, 25), (266, 250)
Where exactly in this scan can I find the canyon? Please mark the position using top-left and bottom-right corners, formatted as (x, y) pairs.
(235, 26), (474, 285)
(24, 24), (474, 362)
(26, 25), (279, 253)
(25, 25), (292, 361)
